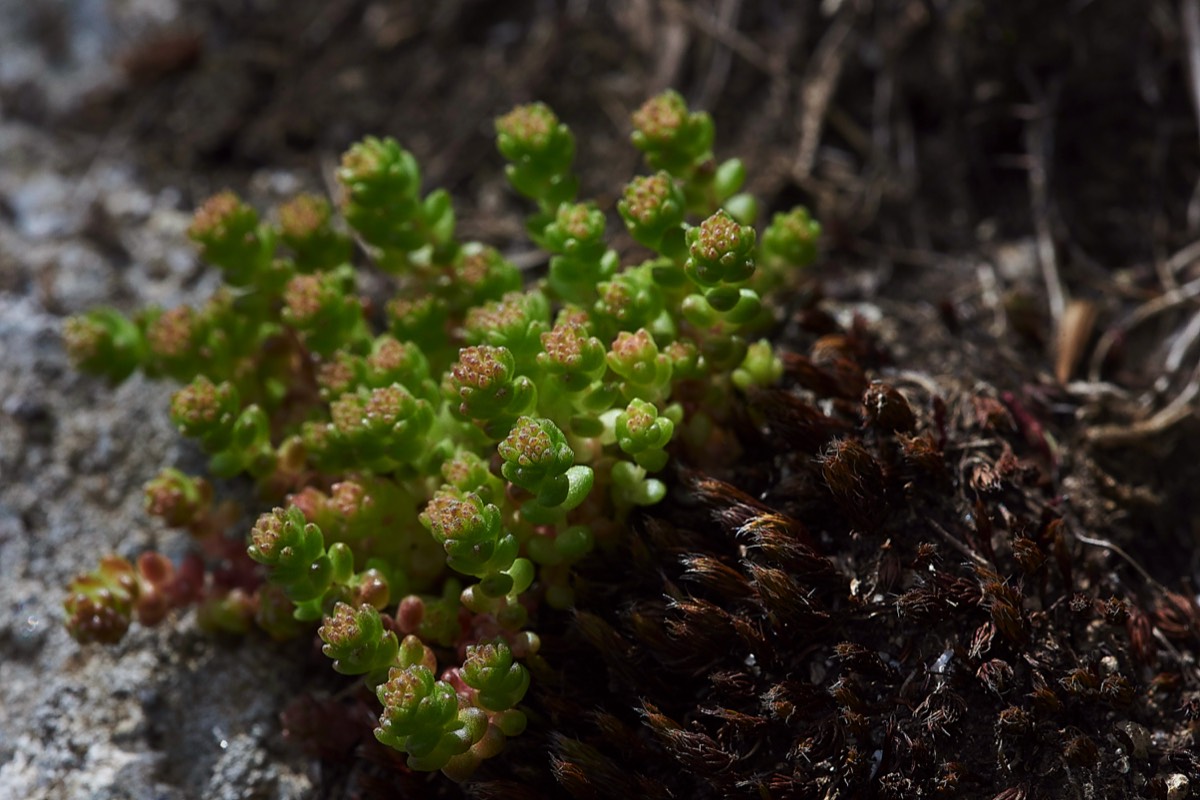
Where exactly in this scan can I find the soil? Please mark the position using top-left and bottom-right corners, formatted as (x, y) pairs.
(2, 1), (1199, 799)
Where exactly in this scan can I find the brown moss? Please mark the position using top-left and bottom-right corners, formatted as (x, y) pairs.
(456, 304), (1200, 800)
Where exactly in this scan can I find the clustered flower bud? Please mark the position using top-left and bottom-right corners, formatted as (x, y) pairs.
(631, 90), (715, 175)
(62, 309), (146, 383)
(446, 345), (537, 425)
(64, 556), (140, 645)
(247, 506), (340, 609)
(592, 267), (665, 339)
(761, 205), (822, 271)
(462, 639), (530, 711)
(541, 202), (617, 303)
(319, 602), (400, 680)
(337, 136), (425, 255)
(330, 384), (434, 468)
(278, 193), (352, 272)
(615, 398), (675, 472)
(498, 417), (575, 498)
(170, 376), (240, 446)
(281, 266), (367, 355)
(495, 103), (577, 209)
(188, 190), (271, 286)
(618, 171), (686, 249)
(608, 329), (672, 399)
(143, 468), (212, 529)
(375, 664), (488, 773)
(464, 290), (551, 364)
(420, 489), (515, 577)
(444, 246), (522, 311)
(537, 322), (607, 392)
(685, 210), (757, 287)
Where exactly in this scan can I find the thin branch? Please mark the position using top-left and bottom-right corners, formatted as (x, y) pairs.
(1023, 96), (1067, 330)
(1084, 364), (1200, 447)
(1088, 271), (1200, 381)
(792, 6), (857, 181)
(1164, 306), (1200, 375)
(1164, 237), (1200, 281)
(1181, 0), (1200, 155)
(1073, 531), (1168, 594)
(660, 0), (779, 77)
(927, 519), (991, 568)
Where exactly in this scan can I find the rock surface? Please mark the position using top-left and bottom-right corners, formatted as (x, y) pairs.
(0, 2), (313, 797)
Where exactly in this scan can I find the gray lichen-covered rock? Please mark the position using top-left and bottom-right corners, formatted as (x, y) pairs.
(0, 5), (315, 797)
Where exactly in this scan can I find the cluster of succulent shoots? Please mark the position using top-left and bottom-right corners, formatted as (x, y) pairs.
(61, 91), (821, 779)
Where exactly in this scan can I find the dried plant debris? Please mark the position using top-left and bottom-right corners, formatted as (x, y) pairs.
(463, 307), (1200, 800)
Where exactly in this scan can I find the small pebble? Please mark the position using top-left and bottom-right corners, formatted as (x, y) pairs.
(1116, 720), (1150, 759)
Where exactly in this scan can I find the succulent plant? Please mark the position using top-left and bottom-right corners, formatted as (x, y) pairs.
(62, 90), (823, 781)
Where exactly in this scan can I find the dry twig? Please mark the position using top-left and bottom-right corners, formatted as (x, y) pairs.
(927, 519), (991, 568)
(1020, 92), (1067, 333)
(660, 0), (779, 78)
(1088, 271), (1200, 382)
(792, 4), (858, 181)
(1083, 364), (1200, 447)
(1180, 0), (1200, 231)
